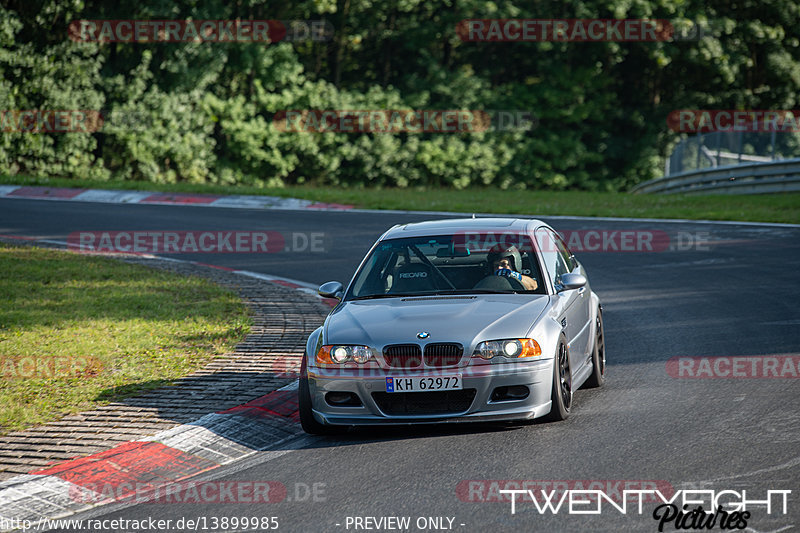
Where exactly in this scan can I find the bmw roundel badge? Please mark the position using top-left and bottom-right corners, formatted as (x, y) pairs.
(417, 331), (430, 339)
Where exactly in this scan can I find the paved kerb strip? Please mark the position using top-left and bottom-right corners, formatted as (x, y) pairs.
(0, 237), (327, 529)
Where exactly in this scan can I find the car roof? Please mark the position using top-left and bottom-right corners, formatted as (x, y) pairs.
(382, 217), (548, 239)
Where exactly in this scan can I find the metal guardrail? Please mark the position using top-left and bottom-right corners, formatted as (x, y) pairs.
(631, 158), (800, 195)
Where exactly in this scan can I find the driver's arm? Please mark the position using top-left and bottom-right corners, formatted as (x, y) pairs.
(520, 275), (538, 291)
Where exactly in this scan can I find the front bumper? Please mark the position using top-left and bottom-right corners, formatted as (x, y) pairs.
(308, 358), (554, 426)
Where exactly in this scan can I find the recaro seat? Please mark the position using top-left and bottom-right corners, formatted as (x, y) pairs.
(390, 262), (437, 293)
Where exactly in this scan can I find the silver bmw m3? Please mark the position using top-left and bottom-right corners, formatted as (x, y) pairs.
(298, 218), (605, 434)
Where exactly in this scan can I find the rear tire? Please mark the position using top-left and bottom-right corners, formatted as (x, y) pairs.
(543, 338), (572, 422)
(584, 309), (606, 389)
(298, 354), (345, 436)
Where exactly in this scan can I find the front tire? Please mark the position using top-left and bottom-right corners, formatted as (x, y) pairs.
(584, 308), (606, 388)
(543, 338), (572, 422)
(298, 354), (344, 435)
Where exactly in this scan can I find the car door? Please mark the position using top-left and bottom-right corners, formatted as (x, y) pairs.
(552, 231), (592, 359)
(534, 227), (586, 370)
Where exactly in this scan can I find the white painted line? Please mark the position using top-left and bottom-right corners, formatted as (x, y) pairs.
(643, 258), (734, 268)
(232, 269), (319, 290)
(73, 190), (152, 204)
(141, 416), (254, 465)
(135, 378), (303, 464)
(138, 254), (185, 262)
(0, 408), (307, 528)
(210, 195), (313, 209)
(0, 475), (94, 524)
(0, 195), (84, 204)
(1, 235), (327, 305)
(0, 474), (39, 491)
(530, 213), (800, 228)
(278, 381), (299, 392)
(62, 446), (305, 525)
(2, 185), (797, 228)
(0, 428), (311, 529)
(323, 207), (800, 228)
(35, 239), (70, 247)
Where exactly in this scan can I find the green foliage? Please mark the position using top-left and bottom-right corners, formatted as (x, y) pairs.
(1, 0), (798, 190)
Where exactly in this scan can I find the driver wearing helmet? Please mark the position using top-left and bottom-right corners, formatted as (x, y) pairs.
(487, 245), (538, 291)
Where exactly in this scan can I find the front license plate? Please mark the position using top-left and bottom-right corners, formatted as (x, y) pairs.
(385, 375), (462, 393)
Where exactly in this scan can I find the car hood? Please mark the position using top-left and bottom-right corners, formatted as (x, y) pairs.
(324, 294), (550, 349)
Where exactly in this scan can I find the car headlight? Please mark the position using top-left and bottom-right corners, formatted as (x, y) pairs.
(316, 344), (375, 365)
(473, 339), (542, 360)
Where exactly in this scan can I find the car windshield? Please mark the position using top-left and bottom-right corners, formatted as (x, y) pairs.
(346, 234), (545, 299)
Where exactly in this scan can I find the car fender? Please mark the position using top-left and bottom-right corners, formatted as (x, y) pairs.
(305, 326), (324, 368)
(589, 291), (601, 336)
(527, 314), (564, 361)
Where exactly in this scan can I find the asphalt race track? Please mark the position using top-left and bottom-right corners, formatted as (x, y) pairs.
(2, 197), (799, 532)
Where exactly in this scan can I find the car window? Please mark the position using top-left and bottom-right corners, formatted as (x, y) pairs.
(347, 234), (545, 299)
(552, 232), (576, 271)
(535, 227), (571, 289)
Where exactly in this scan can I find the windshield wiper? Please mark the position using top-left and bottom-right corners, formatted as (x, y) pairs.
(430, 289), (518, 295)
(349, 293), (420, 300)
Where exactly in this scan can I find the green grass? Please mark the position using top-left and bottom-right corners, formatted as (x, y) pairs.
(2, 174), (799, 224)
(0, 244), (250, 434)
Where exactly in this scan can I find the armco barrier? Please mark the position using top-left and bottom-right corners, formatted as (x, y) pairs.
(631, 158), (800, 195)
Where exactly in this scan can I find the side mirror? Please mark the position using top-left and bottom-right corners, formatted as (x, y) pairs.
(318, 281), (344, 300)
(557, 273), (587, 292)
